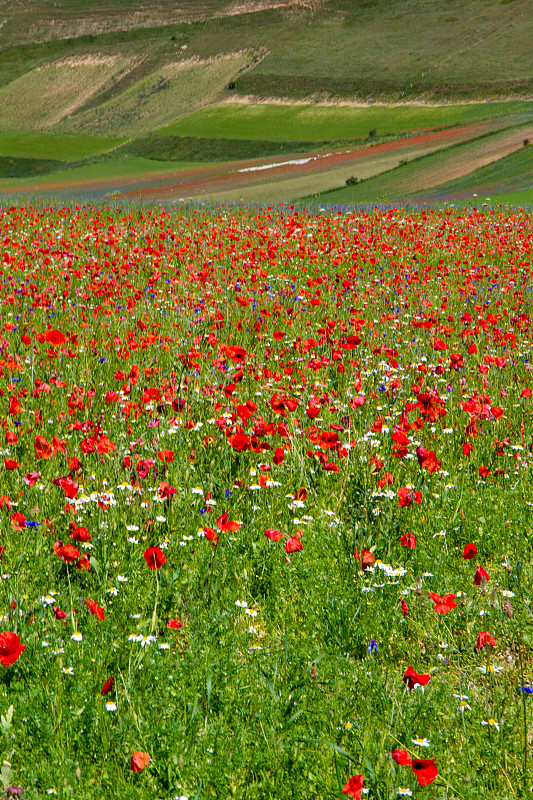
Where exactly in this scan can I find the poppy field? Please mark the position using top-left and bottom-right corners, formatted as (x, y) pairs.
(1, 202), (533, 799)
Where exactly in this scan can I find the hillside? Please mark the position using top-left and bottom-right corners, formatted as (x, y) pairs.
(0, 0), (531, 204)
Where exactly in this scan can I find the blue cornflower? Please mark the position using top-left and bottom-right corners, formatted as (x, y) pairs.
(24, 520), (41, 529)
(97, 358), (107, 364)
(225, 489), (233, 499)
(367, 639), (378, 654)
(520, 686), (533, 694)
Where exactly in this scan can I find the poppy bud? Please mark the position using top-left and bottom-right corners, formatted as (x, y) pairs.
(101, 676), (114, 695)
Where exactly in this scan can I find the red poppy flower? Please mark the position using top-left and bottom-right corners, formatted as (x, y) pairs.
(428, 591), (457, 613)
(8, 396), (21, 416)
(285, 536), (303, 554)
(130, 751), (151, 772)
(473, 566), (489, 585)
(462, 542), (477, 560)
(342, 775), (363, 798)
(11, 513), (26, 531)
(397, 488), (422, 507)
(4, 459), (19, 470)
(144, 546), (166, 570)
(476, 631), (496, 649)
(44, 329), (66, 346)
(76, 554), (91, 571)
(400, 599), (409, 617)
(462, 443), (474, 457)
(84, 598), (105, 621)
(403, 666), (431, 691)
(400, 532), (416, 549)
(0, 632), (26, 666)
(56, 544), (80, 563)
(222, 345), (248, 363)
(96, 436), (116, 455)
(68, 457), (82, 473)
(157, 450), (175, 463)
(415, 446), (441, 472)
(354, 549), (375, 570)
(69, 524), (90, 542)
(168, 619), (182, 629)
(228, 433), (251, 451)
(479, 466), (490, 478)
(203, 526), (219, 545)
(217, 511), (241, 532)
(52, 606), (67, 621)
(158, 481), (177, 499)
(264, 528), (284, 541)
(412, 758), (438, 786)
(101, 676), (114, 695)
(34, 435), (54, 459)
(273, 447), (285, 465)
(392, 749), (413, 767)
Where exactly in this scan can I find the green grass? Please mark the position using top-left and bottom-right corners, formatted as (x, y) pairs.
(0, 157), (65, 179)
(0, 132), (126, 161)
(116, 135), (333, 162)
(488, 187), (533, 206)
(226, 0), (533, 99)
(159, 101), (533, 142)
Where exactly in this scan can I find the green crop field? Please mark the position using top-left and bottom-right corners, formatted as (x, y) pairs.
(158, 101), (533, 142)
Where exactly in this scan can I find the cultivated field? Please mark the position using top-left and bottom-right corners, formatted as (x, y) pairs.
(0, 0), (531, 204)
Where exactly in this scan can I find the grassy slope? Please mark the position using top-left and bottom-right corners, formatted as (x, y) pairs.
(115, 135), (334, 162)
(203, 0), (533, 100)
(0, 56), (134, 131)
(56, 54), (251, 136)
(485, 187), (533, 205)
(413, 145), (533, 202)
(0, 0), (531, 202)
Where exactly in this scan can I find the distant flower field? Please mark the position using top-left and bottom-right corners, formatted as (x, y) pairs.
(0, 203), (532, 799)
